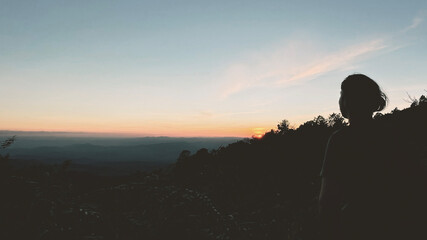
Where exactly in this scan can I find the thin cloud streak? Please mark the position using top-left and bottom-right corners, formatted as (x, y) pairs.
(219, 40), (317, 99)
(196, 110), (263, 119)
(219, 38), (389, 99)
(219, 16), (424, 99)
(277, 39), (388, 84)
(407, 16), (423, 30)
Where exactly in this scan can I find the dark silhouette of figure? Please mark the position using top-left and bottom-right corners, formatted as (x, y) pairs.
(319, 74), (424, 240)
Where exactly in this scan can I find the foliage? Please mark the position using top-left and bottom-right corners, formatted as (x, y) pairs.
(1, 135), (16, 149)
(405, 92), (427, 108)
(276, 119), (292, 134)
(0, 100), (426, 239)
(0, 136), (16, 177)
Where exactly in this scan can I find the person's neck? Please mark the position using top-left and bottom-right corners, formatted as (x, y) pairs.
(349, 113), (373, 127)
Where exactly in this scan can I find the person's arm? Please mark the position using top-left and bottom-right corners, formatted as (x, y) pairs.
(319, 175), (342, 239)
(319, 134), (343, 240)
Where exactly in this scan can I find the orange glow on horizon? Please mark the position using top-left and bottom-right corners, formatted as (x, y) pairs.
(0, 117), (277, 138)
(0, 127), (250, 138)
(253, 134), (263, 139)
(252, 127), (266, 139)
(1, 124), (275, 138)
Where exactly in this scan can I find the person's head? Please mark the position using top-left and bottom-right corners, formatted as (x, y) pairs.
(339, 74), (387, 119)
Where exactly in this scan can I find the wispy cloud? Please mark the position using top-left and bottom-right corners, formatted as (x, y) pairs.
(405, 16), (423, 31)
(277, 39), (387, 84)
(196, 110), (262, 119)
(219, 16), (424, 99)
(219, 38), (388, 99)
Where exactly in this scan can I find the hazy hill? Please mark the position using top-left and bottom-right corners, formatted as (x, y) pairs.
(1, 97), (425, 239)
(0, 135), (241, 175)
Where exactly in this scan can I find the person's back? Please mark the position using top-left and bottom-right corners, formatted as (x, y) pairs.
(321, 124), (396, 238)
(318, 74), (423, 240)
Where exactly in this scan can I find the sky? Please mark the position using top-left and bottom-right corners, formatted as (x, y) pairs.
(1, 0), (426, 137)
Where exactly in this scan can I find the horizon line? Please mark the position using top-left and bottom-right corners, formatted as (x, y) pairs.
(0, 129), (246, 138)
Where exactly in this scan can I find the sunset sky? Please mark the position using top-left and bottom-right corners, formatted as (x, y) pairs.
(1, 0), (426, 137)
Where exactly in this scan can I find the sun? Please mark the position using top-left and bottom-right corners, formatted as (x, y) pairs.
(252, 127), (266, 139)
(253, 134), (263, 139)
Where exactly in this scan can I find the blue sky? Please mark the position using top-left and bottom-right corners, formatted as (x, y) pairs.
(1, 0), (426, 137)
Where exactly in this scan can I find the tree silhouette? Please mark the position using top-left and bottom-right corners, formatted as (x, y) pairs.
(0, 99), (426, 240)
(326, 113), (347, 129)
(419, 95), (426, 105)
(276, 119), (291, 134)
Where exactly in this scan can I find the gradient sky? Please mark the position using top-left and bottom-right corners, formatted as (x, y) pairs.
(1, 0), (426, 137)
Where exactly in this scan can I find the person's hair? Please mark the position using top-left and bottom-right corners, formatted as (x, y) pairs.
(340, 74), (387, 117)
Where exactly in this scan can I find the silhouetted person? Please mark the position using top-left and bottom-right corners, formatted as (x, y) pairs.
(319, 74), (424, 240)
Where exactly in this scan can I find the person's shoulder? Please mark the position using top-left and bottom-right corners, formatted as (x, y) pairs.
(329, 127), (351, 140)
(325, 127), (352, 149)
(370, 121), (397, 140)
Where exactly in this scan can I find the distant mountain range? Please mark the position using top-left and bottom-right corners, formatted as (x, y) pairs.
(0, 134), (241, 175)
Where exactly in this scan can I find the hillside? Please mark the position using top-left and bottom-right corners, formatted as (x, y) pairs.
(0, 99), (426, 240)
(4, 137), (241, 175)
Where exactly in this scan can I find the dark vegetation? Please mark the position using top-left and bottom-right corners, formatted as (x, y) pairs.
(1, 95), (426, 240)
